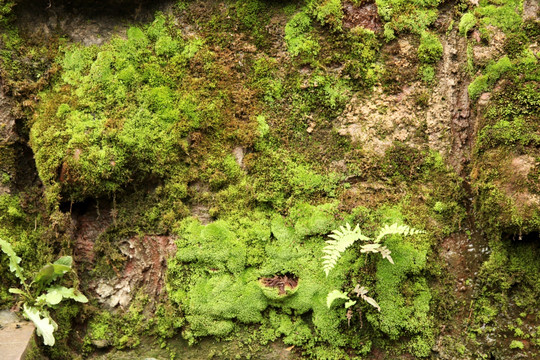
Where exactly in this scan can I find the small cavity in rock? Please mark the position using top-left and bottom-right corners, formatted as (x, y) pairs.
(260, 273), (298, 295)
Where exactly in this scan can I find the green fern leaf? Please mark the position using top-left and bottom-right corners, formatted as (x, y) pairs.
(322, 223), (368, 277)
(374, 223), (425, 243)
(326, 290), (350, 308)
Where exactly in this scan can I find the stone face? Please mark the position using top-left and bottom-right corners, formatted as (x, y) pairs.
(0, 311), (35, 360)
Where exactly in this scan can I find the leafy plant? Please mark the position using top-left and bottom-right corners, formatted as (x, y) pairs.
(322, 222), (424, 276)
(323, 222), (424, 312)
(0, 238), (87, 346)
(327, 285), (380, 311)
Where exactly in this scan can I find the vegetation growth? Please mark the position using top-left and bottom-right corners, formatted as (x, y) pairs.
(0, 0), (538, 358)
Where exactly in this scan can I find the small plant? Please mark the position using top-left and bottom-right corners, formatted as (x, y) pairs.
(323, 222), (424, 312)
(327, 284), (381, 311)
(509, 340), (524, 350)
(0, 238), (87, 346)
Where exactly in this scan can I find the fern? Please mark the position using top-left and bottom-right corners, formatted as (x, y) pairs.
(323, 222), (425, 318)
(322, 222), (424, 276)
(360, 243), (394, 264)
(327, 285), (380, 312)
(326, 290), (351, 308)
(374, 223), (425, 243)
(322, 223), (369, 277)
(353, 285), (380, 312)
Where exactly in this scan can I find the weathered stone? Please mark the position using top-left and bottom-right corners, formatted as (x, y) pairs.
(0, 311), (35, 360)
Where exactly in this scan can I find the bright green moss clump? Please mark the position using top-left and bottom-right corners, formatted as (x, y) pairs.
(418, 31), (443, 64)
(376, 0), (440, 40)
(31, 15), (194, 202)
(284, 10), (320, 58)
(30, 13), (244, 205)
(459, 13), (476, 36)
(469, 56), (514, 99)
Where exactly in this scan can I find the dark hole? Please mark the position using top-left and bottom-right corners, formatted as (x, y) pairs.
(59, 197), (96, 215)
(503, 231), (539, 243)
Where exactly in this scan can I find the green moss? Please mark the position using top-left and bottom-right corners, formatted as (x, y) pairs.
(234, 0), (271, 46)
(31, 10), (259, 207)
(310, 0), (343, 31)
(245, 148), (339, 210)
(381, 142), (426, 183)
(284, 10), (320, 58)
(417, 31), (443, 64)
(477, 117), (539, 150)
(510, 340), (525, 349)
(267, 310), (312, 346)
(420, 64), (435, 83)
(370, 239), (430, 337)
(84, 297), (150, 352)
(469, 56), (514, 99)
(251, 58), (283, 103)
(175, 219), (247, 275)
(186, 273), (268, 335)
(31, 19), (192, 202)
(475, 0), (523, 33)
(0, 0), (14, 25)
(503, 32), (528, 59)
(460, 12), (477, 36)
(375, 0), (440, 36)
(289, 202), (338, 237)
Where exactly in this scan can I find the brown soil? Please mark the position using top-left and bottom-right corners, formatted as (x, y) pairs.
(342, 1), (382, 32)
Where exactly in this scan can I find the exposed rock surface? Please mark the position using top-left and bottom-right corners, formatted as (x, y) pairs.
(92, 235), (176, 308)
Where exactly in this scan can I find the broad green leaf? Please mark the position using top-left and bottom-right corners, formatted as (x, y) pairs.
(23, 304), (56, 346)
(0, 238), (25, 282)
(52, 264), (71, 275)
(344, 300), (357, 309)
(34, 264), (55, 284)
(326, 290), (350, 308)
(37, 286), (88, 306)
(72, 289), (89, 303)
(45, 289), (65, 305)
(53, 256), (73, 268)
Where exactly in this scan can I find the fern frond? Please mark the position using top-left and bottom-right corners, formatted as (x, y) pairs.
(360, 243), (382, 253)
(374, 223), (425, 243)
(327, 290), (350, 308)
(362, 295), (381, 312)
(353, 285), (380, 311)
(322, 223), (368, 277)
(360, 244), (394, 264)
(379, 246), (394, 265)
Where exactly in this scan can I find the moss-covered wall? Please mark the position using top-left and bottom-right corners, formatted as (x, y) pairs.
(0, 0), (538, 359)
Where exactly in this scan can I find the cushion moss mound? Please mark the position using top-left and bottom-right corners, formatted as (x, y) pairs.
(30, 14), (210, 203)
